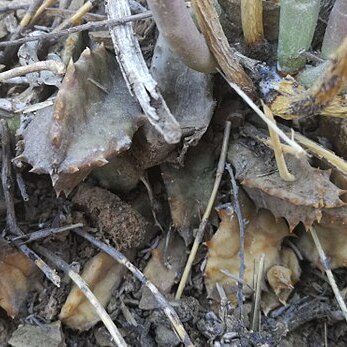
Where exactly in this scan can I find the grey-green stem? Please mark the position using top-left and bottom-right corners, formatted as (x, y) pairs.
(277, 0), (320, 74)
(146, 0), (217, 73)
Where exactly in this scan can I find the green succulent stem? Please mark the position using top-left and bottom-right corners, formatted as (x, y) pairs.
(277, 0), (320, 74)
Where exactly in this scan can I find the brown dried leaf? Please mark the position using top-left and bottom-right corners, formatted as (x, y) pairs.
(140, 233), (187, 310)
(59, 252), (127, 330)
(228, 140), (345, 230)
(204, 194), (290, 302)
(295, 224), (347, 270)
(0, 239), (38, 317)
(20, 45), (144, 195)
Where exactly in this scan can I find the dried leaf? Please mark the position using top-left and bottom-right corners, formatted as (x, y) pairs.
(0, 239), (38, 318)
(296, 223), (347, 270)
(161, 141), (216, 236)
(20, 45), (144, 195)
(228, 140), (345, 230)
(59, 252), (127, 330)
(140, 233), (187, 310)
(204, 194), (290, 302)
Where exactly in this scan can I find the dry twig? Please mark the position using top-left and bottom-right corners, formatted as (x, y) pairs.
(73, 228), (193, 346)
(293, 132), (347, 175)
(225, 164), (246, 315)
(310, 227), (347, 323)
(12, 223), (84, 244)
(251, 253), (265, 331)
(262, 102), (295, 181)
(175, 121), (231, 300)
(0, 61), (66, 82)
(192, 0), (254, 94)
(35, 245), (127, 347)
(53, 0), (95, 32)
(0, 11), (152, 48)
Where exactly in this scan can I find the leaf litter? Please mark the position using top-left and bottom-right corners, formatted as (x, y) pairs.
(1, 0), (347, 346)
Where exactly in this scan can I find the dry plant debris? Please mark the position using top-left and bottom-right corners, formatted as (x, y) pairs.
(19, 45), (144, 196)
(204, 193), (291, 303)
(59, 251), (127, 330)
(140, 233), (186, 309)
(72, 184), (151, 250)
(0, 238), (38, 318)
(296, 224), (347, 270)
(228, 135), (346, 230)
(1, 0), (347, 345)
(270, 36), (347, 120)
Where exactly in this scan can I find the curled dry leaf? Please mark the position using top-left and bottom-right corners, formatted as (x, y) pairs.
(59, 252), (127, 330)
(161, 141), (216, 238)
(72, 184), (151, 250)
(0, 239), (38, 318)
(266, 247), (301, 305)
(19, 45), (144, 196)
(227, 138), (346, 230)
(204, 193), (290, 303)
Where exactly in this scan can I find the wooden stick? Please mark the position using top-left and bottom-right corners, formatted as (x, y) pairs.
(262, 101), (295, 181)
(241, 0), (264, 46)
(0, 11), (152, 48)
(0, 61), (66, 82)
(175, 121), (231, 300)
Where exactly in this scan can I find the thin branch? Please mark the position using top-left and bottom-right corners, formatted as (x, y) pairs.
(15, 172), (29, 201)
(251, 253), (265, 331)
(0, 11), (152, 48)
(53, 0), (95, 32)
(0, 4), (29, 13)
(219, 269), (254, 292)
(0, 120), (60, 287)
(225, 164), (246, 316)
(29, 0), (58, 26)
(73, 228), (193, 347)
(12, 223), (84, 244)
(0, 61), (66, 82)
(262, 101), (295, 182)
(310, 227), (347, 323)
(192, 0), (254, 94)
(34, 245), (127, 347)
(293, 132), (347, 175)
(175, 121), (231, 300)
(218, 69), (306, 157)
